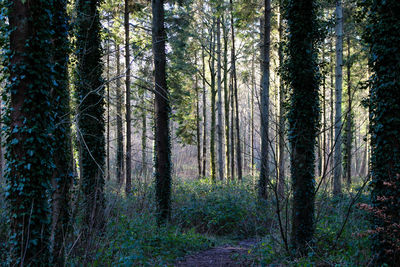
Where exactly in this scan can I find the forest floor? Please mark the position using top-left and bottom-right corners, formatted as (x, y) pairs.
(175, 239), (259, 267)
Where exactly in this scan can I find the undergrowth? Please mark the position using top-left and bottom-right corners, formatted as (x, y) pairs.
(251, 183), (371, 266)
(68, 176), (271, 265)
(1, 176), (373, 266)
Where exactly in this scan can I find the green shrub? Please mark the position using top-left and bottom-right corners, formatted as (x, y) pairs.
(171, 178), (271, 238)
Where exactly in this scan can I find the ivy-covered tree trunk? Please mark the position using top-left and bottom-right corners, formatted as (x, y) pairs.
(364, 0), (400, 264)
(75, 0), (105, 247)
(50, 0), (73, 264)
(333, 0), (343, 196)
(285, 0), (320, 254)
(259, 0), (271, 199)
(125, 0), (132, 194)
(153, 0), (171, 223)
(6, 0), (55, 264)
(116, 44), (124, 185)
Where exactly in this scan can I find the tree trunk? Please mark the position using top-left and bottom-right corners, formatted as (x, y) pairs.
(333, 0), (343, 196)
(230, 75), (235, 180)
(116, 45), (124, 186)
(278, 2), (285, 197)
(153, 0), (171, 224)
(209, 21), (217, 182)
(344, 34), (352, 187)
(230, 0), (242, 181)
(75, 0), (105, 252)
(106, 16), (111, 182)
(50, 0), (73, 264)
(195, 53), (202, 178)
(202, 47), (208, 178)
(223, 18), (230, 180)
(217, 16), (224, 181)
(366, 1), (400, 263)
(259, 0), (271, 199)
(7, 1), (55, 264)
(141, 90), (147, 177)
(286, 0), (319, 254)
(125, 0), (132, 194)
(251, 54), (255, 178)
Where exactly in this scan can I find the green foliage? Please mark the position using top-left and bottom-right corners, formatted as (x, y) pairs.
(166, 2), (199, 145)
(171, 178), (271, 238)
(69, 184), (213, 266)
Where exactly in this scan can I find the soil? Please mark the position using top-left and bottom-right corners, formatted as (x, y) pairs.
(175, 239), (259, 267)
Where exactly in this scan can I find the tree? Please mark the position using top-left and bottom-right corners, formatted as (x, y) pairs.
(363, 0), (400, 264)
(5, 0), (55, 264)
(217, 8), (224, 181)
(75, 0), (105, 246)
(333, 0), (343, 196)
(259, 0), (271, 199)
(202, 46), (208, 178)
(209, 19), (217, 182)
(153, 0), (171, 223)
(285, 0), (320, 254)
(50, 0), (73, 264)
(116, 44), (124, 185)
(125, 0), (132, 194)
(230, 0), (242, 181)
(343, 33), (352, 187)
(277, 0), (286, 197)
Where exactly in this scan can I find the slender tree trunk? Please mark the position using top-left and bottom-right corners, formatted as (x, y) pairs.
(106, 17), (111, 182)
(322, 43), (327, 182)
(278, 2), (285, 197)
(230, 75), (235, 180)
(153, 0), (171, 223)
(195, 53), (202, 178)
(116, 45), (124, 185)
(330, 36), (334, 185)
(345, 34), (352, 187)
(209, 21), (217, 182)
(259, 0), (271, 199)
(202, 47), (208, 178)
(333, 0), (343, 196)
(141, 91), (147, 176)
(125, 0), (132, 194)
(223, 18), (230, 180)
(217, 16), (224, 181)
(251, 54), (255, 178)
(230, 0), (242, 181)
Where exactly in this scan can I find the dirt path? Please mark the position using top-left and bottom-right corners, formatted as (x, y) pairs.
(175, 239), (258, 267)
